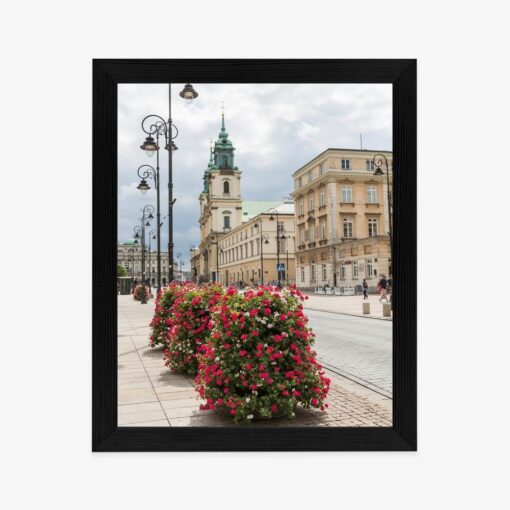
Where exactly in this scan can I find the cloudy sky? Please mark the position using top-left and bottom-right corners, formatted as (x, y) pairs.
(118, 83), (392, 269)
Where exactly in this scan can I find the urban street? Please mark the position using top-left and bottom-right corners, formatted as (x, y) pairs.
(117, 294), (392, 427)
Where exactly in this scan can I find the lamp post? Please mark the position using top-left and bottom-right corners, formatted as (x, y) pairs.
(136, 164), (161, 293)
(268, 208), (287, 287)
(372, 154), (393, 272)
(147, 230), (156, 293)
(140, 83), (199, 284)
(253, 219), (270, 286)
(127, 248), (135, 277)
(209, 234), (221, 283)
(133, 204), (155, 304)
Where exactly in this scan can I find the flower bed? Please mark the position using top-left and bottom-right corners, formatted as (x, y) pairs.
(133, 284), (151, 301)
(149, 283), (189, 347)
(195, 286), (330, 424)
(163, 283), (224, 375)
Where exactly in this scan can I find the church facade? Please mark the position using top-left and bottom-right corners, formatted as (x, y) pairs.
(195, 113), (295, 284)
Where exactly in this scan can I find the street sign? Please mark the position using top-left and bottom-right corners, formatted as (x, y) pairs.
(276, 263), (285, 272)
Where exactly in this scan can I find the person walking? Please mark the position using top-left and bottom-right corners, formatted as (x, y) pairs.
(378, 274), (389, 303)
(362, 279), (368, 300)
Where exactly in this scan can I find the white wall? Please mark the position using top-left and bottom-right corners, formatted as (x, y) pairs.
(2, 1), (509, 510)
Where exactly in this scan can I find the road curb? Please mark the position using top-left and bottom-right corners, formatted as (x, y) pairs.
(304, 306), (392, 322)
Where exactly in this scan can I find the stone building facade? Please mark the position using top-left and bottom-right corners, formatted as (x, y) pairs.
(117, 240), (179, 285)
(290, 148), (392, 290)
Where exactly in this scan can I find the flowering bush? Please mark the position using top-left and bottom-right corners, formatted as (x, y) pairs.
(149, 283), (188, 347)
(195, 286), (330, 424)
(133, 284), (151, 301)
(163, 283), (224, 375)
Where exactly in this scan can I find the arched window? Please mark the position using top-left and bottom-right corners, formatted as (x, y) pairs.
(223, 180), (230, 195)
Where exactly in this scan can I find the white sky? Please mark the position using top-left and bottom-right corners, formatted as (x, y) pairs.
(118, 83), (392, 269)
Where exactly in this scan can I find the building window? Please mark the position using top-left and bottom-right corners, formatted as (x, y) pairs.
(352, 260), (359, 278)
(366, 160), (375, 171)
(340, 262), (346, 280)
(367, 186), (377, 204)
(223, 214), (230, 229)
(311, 260), (316, 281)
(368, 218), (378, 237)
(320, 219), (326, 240)
(341, 159), (350, 170)
(341, 186), (352, 203)
(308, 171), (313, 183)
(223, 180), (230, 194)
(301, 267), (305, 282)
(299, 227), (305, 244)
(319, 163), (324, 175)
(319, 188), (325, 207)
(308, 195), (314, 211)
(296, 177), (302, 188)
(309, 225), (315, 242)
(366, 259), (374, 278)
(322, 264), (327, 281)
(299, 200), (304, 215)
(343, 217), (353, 238)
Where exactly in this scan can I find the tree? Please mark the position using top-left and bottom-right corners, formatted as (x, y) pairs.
(117, 264), (128, 277)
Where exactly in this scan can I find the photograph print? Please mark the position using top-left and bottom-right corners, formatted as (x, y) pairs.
(116, 80), (394, 429)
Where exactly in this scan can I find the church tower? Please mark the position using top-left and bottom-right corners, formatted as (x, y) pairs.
(198, 111), (243, 281)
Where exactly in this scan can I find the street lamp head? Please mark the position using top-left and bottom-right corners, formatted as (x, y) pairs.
(148, 212), (154, 220)
(373, 167), (384, 176)
(264, 239), (269, 244)
(165, 141), (178, 151)
(145, 221), (151, 227)
(137, 178), (151, 194)
(140, 135), (159, 157)
(179, 83), (199, 104)
(269, 215), (275, 221)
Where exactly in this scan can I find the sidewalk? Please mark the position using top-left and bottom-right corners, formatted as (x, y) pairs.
(117, 294), (392, 427)
(303, 293), (392, 320)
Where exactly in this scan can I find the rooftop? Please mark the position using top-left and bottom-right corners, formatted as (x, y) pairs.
(241, 201), (294, 222)
(292, 147), (392, 177)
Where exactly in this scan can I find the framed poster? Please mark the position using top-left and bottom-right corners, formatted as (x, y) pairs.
(93, 59), (416, 451)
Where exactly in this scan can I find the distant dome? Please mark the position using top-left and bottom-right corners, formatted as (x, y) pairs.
(122, 239), (138, 246)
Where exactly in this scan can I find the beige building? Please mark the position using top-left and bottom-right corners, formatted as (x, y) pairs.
(218, 203), (296, 286)
(195, 114), (296, 285)
(117, 240), (179, 285)
(290, 148), (392, 291)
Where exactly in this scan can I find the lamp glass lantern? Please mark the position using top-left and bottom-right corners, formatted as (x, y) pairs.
(140, 136), (159, 157)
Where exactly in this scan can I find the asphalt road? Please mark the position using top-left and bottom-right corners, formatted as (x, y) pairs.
(306, 309), (392, 397)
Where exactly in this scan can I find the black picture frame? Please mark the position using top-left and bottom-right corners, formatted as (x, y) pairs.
(93, 59), (416, 451)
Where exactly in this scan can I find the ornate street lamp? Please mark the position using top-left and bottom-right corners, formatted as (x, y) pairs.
(253, 219), (271, 286)
(140, 83), (199, 284)
(136, 164), (162, 293)
(147, 230), (156, 293)
(372, 153), (393, 268)
(373, 153), (393, 307)
(268, 208), (287, 287)
(133, 204), (155, 304)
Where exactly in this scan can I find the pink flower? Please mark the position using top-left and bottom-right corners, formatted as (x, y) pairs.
(270, 403), (278, 413)
(239, 350), (247, 357)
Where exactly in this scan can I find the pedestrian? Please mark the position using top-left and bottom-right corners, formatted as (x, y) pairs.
(362, 278), (368, 300)
(378, 274), (389, 303)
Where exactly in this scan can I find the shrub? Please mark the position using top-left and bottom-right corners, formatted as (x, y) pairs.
(149, 283), (188, 348)
(163, 283), (224, 375)
(195, 286), (330, 424)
